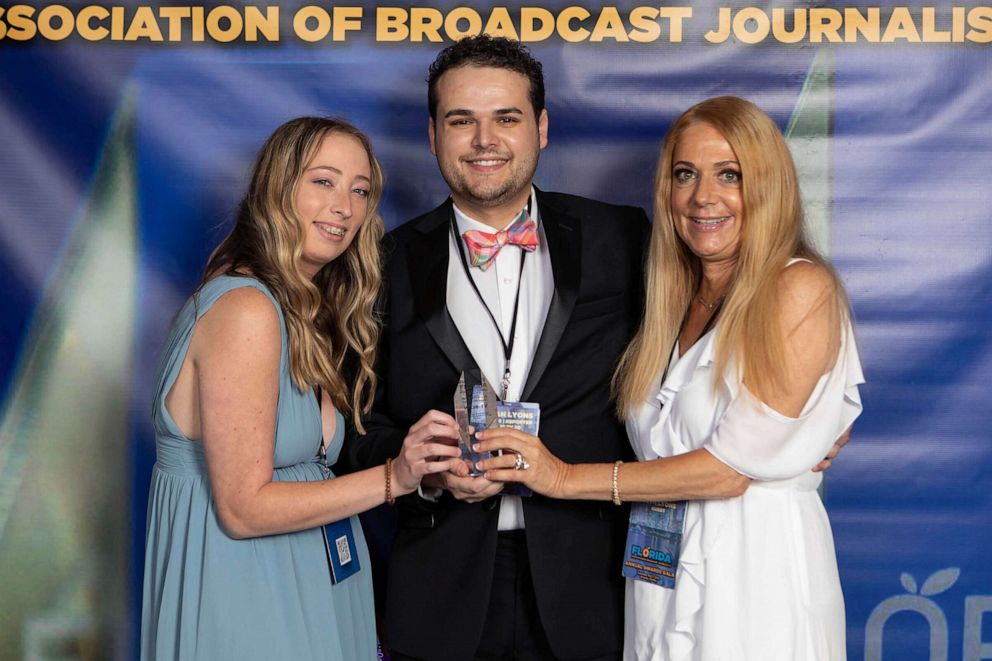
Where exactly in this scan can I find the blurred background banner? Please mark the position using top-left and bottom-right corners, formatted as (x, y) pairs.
(1, 1), (990, 659)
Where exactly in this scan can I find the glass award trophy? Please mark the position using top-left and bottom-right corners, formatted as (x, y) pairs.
(454, 370), (499, 476)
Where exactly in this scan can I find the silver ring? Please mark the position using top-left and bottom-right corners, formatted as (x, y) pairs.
(514, 452), (530, 471)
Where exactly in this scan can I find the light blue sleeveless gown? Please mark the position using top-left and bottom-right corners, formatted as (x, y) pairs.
(141, 276), (377, 660)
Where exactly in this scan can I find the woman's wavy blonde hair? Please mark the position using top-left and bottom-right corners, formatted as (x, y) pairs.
(204, 117), (384, 432)
(614, 96), (846, 415)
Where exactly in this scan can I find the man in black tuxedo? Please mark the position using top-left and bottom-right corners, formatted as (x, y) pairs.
(346, 36), (649, 660)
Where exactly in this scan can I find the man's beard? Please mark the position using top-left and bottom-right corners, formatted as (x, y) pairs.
(439, 151), (539, 210)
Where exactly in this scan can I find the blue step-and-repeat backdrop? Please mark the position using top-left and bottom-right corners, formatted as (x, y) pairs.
(1, 1), (990, 659)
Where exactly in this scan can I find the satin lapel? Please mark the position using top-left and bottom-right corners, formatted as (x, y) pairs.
(522, 193), (581, 401)
(407, 200), (476, 373)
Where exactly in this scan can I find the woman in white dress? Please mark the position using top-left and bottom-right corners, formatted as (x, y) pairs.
(474, 96), (863, 660)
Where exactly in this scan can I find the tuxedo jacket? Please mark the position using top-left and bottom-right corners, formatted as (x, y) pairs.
(344, 190), (649, 661)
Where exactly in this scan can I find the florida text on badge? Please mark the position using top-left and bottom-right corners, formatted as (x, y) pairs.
(622, 501), (687, 589)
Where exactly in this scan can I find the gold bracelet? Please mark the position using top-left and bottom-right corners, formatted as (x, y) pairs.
(611, 460), (623, 506)
(385, 458), (396, 506)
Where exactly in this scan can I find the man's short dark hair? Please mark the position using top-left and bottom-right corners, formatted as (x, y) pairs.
(427, 35), (545, 120)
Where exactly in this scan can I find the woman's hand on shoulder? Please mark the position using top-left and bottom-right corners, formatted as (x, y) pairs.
(767, 261), (841, 417)
(191, 286), (281, 538)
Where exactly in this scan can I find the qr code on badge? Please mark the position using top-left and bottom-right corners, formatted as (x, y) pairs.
(335, 535), (352, 565)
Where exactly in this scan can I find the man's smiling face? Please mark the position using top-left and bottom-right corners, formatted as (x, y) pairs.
(429, 65), (548, 227)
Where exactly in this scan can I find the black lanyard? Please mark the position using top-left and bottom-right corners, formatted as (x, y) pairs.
(313, 385), (329, 466)
(450, 202), (532, 400)
(660, 295), (725, 388)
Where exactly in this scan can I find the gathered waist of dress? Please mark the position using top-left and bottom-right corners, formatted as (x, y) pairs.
(747, 471), (822, 493)
(155, 434), (209, 476)
(154, 434), (328, 480)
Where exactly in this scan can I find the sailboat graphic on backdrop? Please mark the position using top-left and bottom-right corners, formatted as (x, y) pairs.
(0, 90), (137, 658)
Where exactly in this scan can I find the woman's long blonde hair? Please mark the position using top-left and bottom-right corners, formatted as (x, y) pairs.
(204, 117), (384, 432)
(614, 96), (846, 415)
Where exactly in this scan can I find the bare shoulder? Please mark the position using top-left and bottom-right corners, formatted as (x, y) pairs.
(775, 260), (839, 326)
(193, 286), (281, 356)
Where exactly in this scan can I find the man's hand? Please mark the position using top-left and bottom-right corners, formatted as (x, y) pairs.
(408, 415), (504, 502)
(812, 425), (852, 472)
(437, 463), (505, 503)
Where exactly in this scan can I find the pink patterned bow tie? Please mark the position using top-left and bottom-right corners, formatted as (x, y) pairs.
(462, 217), (540, 271)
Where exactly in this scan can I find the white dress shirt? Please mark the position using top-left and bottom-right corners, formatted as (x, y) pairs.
(446, 189), (553, 530)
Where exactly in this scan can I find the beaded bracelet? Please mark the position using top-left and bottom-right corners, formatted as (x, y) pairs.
(385, 458), (396, 506)
(611, 460), (623, 506)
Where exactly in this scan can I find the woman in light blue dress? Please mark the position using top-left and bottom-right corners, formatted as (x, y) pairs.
(141, 117), (462, 660)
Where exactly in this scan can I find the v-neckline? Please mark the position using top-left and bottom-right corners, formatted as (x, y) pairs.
(676, 323), (718, 361)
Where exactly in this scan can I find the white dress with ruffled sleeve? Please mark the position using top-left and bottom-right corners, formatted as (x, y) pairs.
(623, 270), (864, 661)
